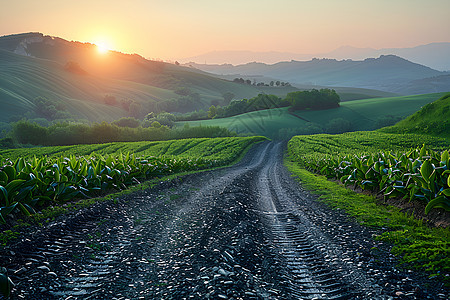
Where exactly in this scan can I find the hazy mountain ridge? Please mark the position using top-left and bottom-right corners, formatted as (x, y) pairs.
(187, 56), (449, 94)
(182, 42), (450, 71)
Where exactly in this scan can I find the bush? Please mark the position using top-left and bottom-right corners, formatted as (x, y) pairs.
(286, 89), (340, 111)
(9, 119), (236, 146)
(12, 120), (48, 145)
(0, 138), (15, 149)
(111, 117), (141, 128)
(277, 123), (324, 139)
(326, 118), (353, 134)
(375, 115), (402, 129)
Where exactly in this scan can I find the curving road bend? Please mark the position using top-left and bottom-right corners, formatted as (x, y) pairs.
(1, 141), (447, 299)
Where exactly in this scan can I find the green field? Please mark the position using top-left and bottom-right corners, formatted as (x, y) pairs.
(0, 137), (265, 223)
(178, 92), (448, 138)
(0, 137), (265, 160)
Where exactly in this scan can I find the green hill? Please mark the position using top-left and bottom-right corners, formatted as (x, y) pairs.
(178, 93), (448, 138)
(380, 93), (450, 138)
(0, 33), (298, 122)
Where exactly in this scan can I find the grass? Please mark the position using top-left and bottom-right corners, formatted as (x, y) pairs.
(381, 93), (450, 138)
(178, 93), (447, 138)
(285, 158), (450, 284)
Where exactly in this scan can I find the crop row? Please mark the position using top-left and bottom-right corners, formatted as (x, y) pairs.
(0, 137), (265, 223)
(288, 133), (450, 213)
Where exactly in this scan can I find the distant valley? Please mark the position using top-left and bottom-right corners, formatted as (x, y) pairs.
(186, 56), (449, 95)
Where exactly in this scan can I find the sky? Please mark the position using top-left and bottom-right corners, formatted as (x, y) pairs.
(1, 0), (449, 61)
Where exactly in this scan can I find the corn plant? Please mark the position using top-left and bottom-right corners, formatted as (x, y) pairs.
(0, 137), (266, 223)
(289, 134), (450, 214)
(0, 267), (13, 298)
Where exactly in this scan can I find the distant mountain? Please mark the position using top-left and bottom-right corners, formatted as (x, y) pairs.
(187, 56), (448, 94)
(0, 32), (298, 122)
(181, 50), (313, 66)
(182, 42), (450, 71)
(324, 43), (450, 71)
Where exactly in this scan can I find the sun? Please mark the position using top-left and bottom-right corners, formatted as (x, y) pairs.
(96, 41), (110, 54)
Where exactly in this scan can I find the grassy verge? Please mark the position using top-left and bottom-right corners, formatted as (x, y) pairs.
(285, 158), (450, 285)
(0, 138), (267, 246)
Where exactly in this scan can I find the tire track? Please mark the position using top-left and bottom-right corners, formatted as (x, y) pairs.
(256, 142), (384, 299)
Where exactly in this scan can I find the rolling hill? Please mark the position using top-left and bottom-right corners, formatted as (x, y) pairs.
(381, 93), (450, 138)
(0, 33), (298, 122)
(188, 56), (449, 94)
(178, 93), (448, 139)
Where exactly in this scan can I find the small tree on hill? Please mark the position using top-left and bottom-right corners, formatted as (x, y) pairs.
(208, 105), (217, 119)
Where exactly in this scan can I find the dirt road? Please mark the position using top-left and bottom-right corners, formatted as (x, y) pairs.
(1, 141), (447, 299)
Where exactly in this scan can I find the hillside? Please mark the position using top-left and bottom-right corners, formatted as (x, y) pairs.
(178, 93), (447, 139)
(0, 33), (298, 122)
(188, 56), (448, 94)
(381, 93), (450, 138)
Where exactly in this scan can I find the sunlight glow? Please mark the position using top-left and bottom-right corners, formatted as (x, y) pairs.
(96, 41), (110, 54)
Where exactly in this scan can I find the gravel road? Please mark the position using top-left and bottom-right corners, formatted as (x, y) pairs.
(1, 141), (448, 299)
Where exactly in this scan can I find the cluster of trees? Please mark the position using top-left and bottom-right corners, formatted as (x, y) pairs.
(211, 94), (289, 119)
(32, 97), (72, 120)
(9, 119), (236, 146)
(285, 89), (340, 110)
(233, 78), (291, 87)
(176, 89), (341, 122)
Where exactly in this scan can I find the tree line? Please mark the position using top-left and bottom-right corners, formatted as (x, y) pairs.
(177, 89), (341, 121)
(4, 118), (235, 147)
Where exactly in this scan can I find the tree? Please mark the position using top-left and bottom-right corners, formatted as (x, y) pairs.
(120, 99), (133, 111)
(111, 117), (141, 128)
(222, 92), (235, 104)
(285, 89), (340, 111)
(12, 120), (48, 145)
(326, 118), (352, 134)
(129, 101), (142, 118)
(208, 105), (217, 119)
(151, 121), (162, 128)
(104, 95), (117, 106)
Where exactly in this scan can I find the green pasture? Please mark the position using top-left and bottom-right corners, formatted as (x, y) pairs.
(178, 93), (447, 138)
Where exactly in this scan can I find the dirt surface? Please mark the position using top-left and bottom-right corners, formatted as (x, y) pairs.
(1, 141), (449, 299)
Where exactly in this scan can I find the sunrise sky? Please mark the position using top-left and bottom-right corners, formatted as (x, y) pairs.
(1, 0), (449, 61)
